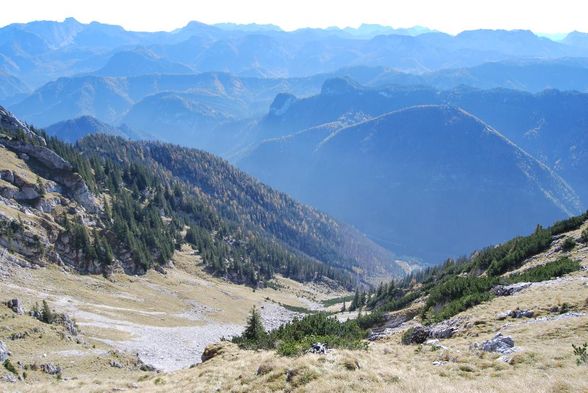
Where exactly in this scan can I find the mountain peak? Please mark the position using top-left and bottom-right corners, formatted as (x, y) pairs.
(320, 77), (363, 96)
(269, 93), (297, 116)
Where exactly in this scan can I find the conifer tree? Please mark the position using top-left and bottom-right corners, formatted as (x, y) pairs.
(242, 306), (267, 342)
(41, 300), (54, 324)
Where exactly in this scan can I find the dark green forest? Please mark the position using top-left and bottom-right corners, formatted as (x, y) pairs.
(8, 127), (359, 287)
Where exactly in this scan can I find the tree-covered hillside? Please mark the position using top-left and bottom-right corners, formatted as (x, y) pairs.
(77, 135), (404, 279)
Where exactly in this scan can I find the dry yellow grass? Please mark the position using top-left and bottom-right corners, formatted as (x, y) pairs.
(4, 245), (587, 393)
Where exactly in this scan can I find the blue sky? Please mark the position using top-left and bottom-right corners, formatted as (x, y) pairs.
(1, 0), (587, 35)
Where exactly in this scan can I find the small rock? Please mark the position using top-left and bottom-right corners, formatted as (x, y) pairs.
(497, 309), (534, 320)
(0, 341), (10, 362)
(432, 361), (446, 366)
(110, 360), (124, 368)
(5, 299), (24, 315)
(40, 363), (61, 375)
(1, 373), (17, 383)
(425, 339), (448, 350)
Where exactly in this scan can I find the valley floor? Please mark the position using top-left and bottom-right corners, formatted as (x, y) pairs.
(2, 231), (588, 392)
(0, 246), (344, 389)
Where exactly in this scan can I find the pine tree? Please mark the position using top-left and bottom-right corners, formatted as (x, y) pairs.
(242, 306), (267, 343)
(341, 301), (346, 312)
(41, 300), (54, 324)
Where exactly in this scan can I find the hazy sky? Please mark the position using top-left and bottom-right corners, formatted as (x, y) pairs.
(1, 0), (587, 34)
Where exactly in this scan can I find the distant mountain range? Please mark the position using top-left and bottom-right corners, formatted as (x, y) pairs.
(2, 17), (588, 266)
(4, 18), (588, 89)
(9, 59), (588, 155)
(240, 105), (582, 262)
(253, 78), (588, 204)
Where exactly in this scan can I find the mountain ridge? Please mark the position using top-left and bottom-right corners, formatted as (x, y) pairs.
(241, 104), (582, 262)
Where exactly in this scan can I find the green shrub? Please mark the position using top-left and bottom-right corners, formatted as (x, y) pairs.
(509, 257), (580, 283)
(3, 359), (17, 375)
(41, 300), (54, 324)
(277, 341), (303, 357)
(581, 228), (588, 243)
(573, 342), (588, 366)
(233, 312), (365, 355)
(561, 237), (576, 252)
(423, 275), (496, 322)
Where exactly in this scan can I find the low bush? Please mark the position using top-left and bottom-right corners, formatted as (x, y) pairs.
(573, 342), (588, 366)
(508, 258), (580, 283)
(233, 308), (366, 356)
(561, 237), (576, 252)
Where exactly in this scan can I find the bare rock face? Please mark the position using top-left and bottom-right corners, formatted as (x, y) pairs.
(0, 138), (99, 212)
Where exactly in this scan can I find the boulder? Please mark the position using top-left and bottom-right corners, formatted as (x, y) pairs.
(14, 185), (39, 200)
(309, 342), (327, 354)
(401, 326), (430, 345)
(496, 310), (512, 320)
(0, 170), (14, 183)
(40, 363), (61, 375)
(429, 323), (456, 339)
(6, 299), (24, 315)
(477, 333), (515, 354)
(1, 373), (17, 383)
(0, 341), (9, 362)
(512, 309), (534, 318)
(201, 342), (225, 362)
(491, 282), (532, 297)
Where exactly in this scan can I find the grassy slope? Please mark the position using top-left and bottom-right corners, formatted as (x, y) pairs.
(3, 222), (587, 392)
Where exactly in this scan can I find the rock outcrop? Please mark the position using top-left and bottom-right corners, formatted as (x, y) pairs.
(491, 282), (532, 296)
(201, 342), (226, 362)
(0, 137), (99, 212)
(401, 326), (430, 345)
(40, 363), (62, 375)
(474, 333), (515, 354)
